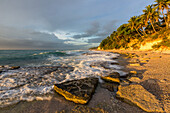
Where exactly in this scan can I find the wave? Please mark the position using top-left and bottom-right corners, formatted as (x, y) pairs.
(32, 51), (68, 56)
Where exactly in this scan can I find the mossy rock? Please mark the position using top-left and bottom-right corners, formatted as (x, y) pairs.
(54, 77), (98, 104)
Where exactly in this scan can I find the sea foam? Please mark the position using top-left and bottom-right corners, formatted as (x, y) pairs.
(0, 50), (124, 107)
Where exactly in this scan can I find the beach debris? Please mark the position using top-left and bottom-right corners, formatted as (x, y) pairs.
(101, 72), (120, 83)
(116, 84), (164, 112)
(54, 77), (98, 104)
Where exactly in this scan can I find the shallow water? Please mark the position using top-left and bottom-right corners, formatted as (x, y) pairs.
(0, 50), (126, 107)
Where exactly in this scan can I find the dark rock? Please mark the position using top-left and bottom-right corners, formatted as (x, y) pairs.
(90, 61), (110, 69)
(101, 72), (120, 83)
(82, 53), (101, 55)
(54, 77), (98, 104)
(112, 57), (118, 60)
(100, 82), (119, 92)
(110, 62), (119, 65)
(10, 66), (20, 70)
(120, 79), (131, 86)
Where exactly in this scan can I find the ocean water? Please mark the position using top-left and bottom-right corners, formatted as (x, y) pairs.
(0, 50), (125, 107)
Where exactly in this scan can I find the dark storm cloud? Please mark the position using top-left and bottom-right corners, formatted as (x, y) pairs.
(73, 20), (117, 39)
(88, 37), (105, 43)
(73, 22), (100, 39)
(0, 26), (83, 50)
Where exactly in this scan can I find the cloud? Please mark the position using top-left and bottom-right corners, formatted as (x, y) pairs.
(0, 0), (155, 49)
(0, 26), (85, 50)
(72, 21), (100, 39)
(88, 37), (105, 43)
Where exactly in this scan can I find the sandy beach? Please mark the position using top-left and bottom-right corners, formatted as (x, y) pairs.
(1, 50), (170, 113)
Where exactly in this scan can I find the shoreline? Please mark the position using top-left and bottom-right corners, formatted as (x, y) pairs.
(1, 50), (169, 112)
(97, 49), (170, 112)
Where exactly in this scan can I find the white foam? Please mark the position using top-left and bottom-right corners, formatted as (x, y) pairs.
(0, 50), (125, 107)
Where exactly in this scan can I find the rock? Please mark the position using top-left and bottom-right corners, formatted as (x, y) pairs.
(140, 60), (148, 63)
(54, 77), (98, 104)
(128, 60), (140, 63)
(82, 53), (101, 55)
(112, 57), (118, 60)
(129, 71), (137, 75)
(100, 82), (119, 92)
(101, 72), (120, 83)
(128, 77), (141, 83)
(90, 61), (110, 69)
(10, 66), (20, 70)
(116, 84), (164, 112)
(120, 79), (130, 86)
(129, 63), (140, 66)
(122, 71), (137, 79)
(110, 62), (119, 65)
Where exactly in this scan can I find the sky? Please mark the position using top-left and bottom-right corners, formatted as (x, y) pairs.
(0, 0), (155, 50)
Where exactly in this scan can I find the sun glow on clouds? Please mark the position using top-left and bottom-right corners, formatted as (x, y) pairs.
(53, 31), (90, 45)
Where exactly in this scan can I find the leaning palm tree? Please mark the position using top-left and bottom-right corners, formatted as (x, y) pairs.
(128, 16), (142, 37)
(137, 15), (147, 36)
(154, 0), (170, 28)
(143, 5), (158, 33)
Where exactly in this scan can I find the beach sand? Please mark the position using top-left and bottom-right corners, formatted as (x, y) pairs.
(1, 50), (169, 113)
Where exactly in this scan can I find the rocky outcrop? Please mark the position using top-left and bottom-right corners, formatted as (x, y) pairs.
(101, 72), (120, 83)
(116, 84), (164, 112)
(54, 77), (98, 104)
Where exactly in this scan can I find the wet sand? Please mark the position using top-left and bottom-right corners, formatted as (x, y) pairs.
(1, 50), (170, 113)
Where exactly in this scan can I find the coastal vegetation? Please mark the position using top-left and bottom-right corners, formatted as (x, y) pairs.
(99, 0), (170, 50)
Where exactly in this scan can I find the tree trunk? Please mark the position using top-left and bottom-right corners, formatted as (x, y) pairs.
(134, 27), (142, 37)
(162, 10), (167, 28)
(166, 9), (170, 29)
(150, 20), (156, 33)
(142, 27), (147, 35)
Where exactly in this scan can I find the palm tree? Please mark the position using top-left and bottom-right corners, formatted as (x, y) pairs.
(128, 16), (142, 37)
(143, 5), (159, 33)
(154, 0), (170, 28)
(137, 16), (147, 35)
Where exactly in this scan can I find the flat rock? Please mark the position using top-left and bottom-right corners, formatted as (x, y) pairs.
(54, 77), (98, 104)
(116, 84), (164, 112)
(101, 72), (120, 83)
(129, 63), (141, 66)
(128, 77), (141, 83)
